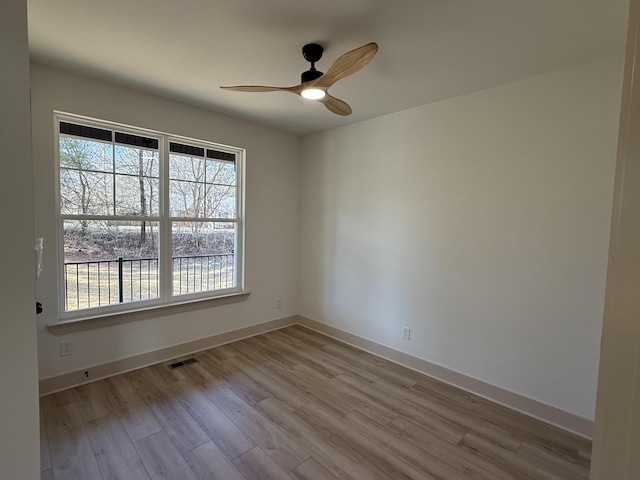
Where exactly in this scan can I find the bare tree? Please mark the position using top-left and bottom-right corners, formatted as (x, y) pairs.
(61, 138), (162, 260)
(169, 154), (236, 252)
(59, 138), (113, 231)
(138, 149), (147, 244)
(113, 145), (159, 252)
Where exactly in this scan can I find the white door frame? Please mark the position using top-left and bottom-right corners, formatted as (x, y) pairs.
(591, 0), (640, 478)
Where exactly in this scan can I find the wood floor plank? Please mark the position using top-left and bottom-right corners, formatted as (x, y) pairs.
(262, 332), (345, 378)
(225, 355), (309, 410)
(279, 325), (332, 348)
(289, 457), (344, 480)
(374, 376), (523, 451)
(232, 446), (292, 480)
(336, 372), (461, 432)
(206, 385), (310, 472)
(458, 432), (556, 480)
(298, 402), (433, 480)
(116, 394), (163, 443)
(171, 356), (223, 389)
(192, 350), (236, 386)
(40, 388), (78, 413)
(465, 394), (589, 460)
(45, 403), (103, 480)
(413, 375), (472, 404)
(206, 342), (241, 361)
(321, 342), (419, 388)
(129, 371), (160, 396)
(289, 363), (399, 426)
(409, 381), (472, 413)
(86, 414), (151, 480)
(183, 441), (246, 480)
(274, 328), (381, 383)
(388, 413), (466, 448)
(317, 353), (381, 384)
(149, 362), (188, 385)
(143, 395), (209, 453)
(360, 351), (425, 387)
(235, 336), (300, 370)
(171, 380), (255, 459)
(344, 409), (518, 480)
(39, 327), (592, 480)
(134, 431), (198, 480)
(130, 368), (210, 453)
(102, 377), (137, 416)
(238, 347), (354, 419)
(202, 352), (272, 405)
(328, 428), (433, 480)
(256, 396), (392, 480)
(517, 441), (590, 480)
(386, 414), (521, 480)
(104, 374), (139, 407)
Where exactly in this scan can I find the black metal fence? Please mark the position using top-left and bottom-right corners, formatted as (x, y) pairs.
(64, 254), (235, 311)
(172, 254), (235, 295)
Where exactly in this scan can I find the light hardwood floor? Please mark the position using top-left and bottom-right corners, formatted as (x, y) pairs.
(39, 325), (591, 480)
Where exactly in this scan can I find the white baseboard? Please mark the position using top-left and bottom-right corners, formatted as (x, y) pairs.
(295, 315), (593, 439)
(38, 312), (593, 439)
(39, 316), (297, 395)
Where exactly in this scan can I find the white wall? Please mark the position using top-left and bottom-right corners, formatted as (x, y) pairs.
(0, 0), (41, 477)
(31, 63), (300, 380)
(299, 55), (624, 420)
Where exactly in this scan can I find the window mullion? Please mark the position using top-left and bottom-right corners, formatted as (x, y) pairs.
(111, 136), (117, 216)
(160, 138), (172, 302)
(235, 150), (244, 291)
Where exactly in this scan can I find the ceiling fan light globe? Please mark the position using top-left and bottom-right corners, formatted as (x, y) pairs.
(301, 88), (326, 100)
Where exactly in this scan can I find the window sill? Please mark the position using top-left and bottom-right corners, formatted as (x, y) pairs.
(46, 291), (250, 334)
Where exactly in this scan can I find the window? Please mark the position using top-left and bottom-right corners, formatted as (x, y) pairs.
(56, 113), (244, 318)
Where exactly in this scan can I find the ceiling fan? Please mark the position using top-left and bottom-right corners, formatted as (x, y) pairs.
(220, 42), (378, 116)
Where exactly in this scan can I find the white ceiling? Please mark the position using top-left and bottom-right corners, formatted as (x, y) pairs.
(27, 0), (629, 136)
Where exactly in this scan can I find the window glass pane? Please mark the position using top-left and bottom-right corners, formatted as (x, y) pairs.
(205, 185), (236, 218)
(59, 170), (114, 215)
(60, 137), (113, 173)
(169, 179), (206, 218)
(169, 153), (206, 182)
(204, 159), (236, 218)
(63, 220), (159, 311)
(115, 174), (159, 216)
(115, 145), (159, 177)
(206, 160), (236, 187)
(172, 221), (236, 295)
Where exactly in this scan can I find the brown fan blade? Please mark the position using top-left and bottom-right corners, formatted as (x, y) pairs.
(318, 93), (352, 116)
(313, 42), (378, 89)
(220, 85), (302, 93)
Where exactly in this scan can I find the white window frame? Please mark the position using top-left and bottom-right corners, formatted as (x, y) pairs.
(55, 112), (245, 321)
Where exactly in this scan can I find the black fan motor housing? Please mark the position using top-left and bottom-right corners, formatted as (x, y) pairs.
(301, 68), (323, 83)
(301, 43), (324, 83)
(302, 43), (323, 63)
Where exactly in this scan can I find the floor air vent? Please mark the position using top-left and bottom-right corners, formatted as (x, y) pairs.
(167, 357), (199, 369)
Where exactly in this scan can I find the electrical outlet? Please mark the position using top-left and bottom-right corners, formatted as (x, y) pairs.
(60, 340), (73, 356)
(276, 299), (282, 309)
(402, 327), (411, 341)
